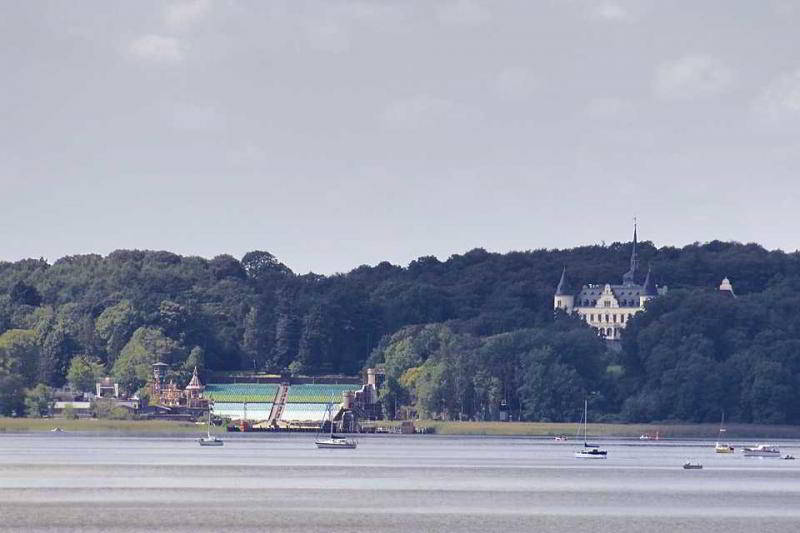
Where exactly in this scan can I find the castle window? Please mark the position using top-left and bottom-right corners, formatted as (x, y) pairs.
(604, 301), (610, 308)
(605, 314), (609, 322)
(591, 300), (596, 306)
(613, 314), (617, 323)
(590, 314), (595, 321)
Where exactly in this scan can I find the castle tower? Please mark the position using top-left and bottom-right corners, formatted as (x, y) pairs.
(640, 266), (658, 307)
(185, 366), (205, 406)
(553, 267), (574, 313)
(719, 277), (735, 297)
(151, 362), (169, 398)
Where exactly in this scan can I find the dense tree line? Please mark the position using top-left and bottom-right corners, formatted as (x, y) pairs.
(0, 240), (799, 422)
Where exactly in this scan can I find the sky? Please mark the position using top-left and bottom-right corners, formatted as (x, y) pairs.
(2, 1), (800, 274)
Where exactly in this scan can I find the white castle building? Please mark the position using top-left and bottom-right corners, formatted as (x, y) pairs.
(554, 225), (666, 340)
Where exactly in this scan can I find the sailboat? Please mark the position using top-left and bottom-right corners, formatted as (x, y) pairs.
(575, 399), (607, 459)
(199, 406), (224, 447)
(714, 412), (734, 453)
(315, 404), (357, 449)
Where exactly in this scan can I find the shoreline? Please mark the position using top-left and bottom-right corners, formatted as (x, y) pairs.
(403, 421), (800, 439)
(3, 417), (800, 439)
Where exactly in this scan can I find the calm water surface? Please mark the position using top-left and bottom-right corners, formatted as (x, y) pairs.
(1, 433), (799, 532)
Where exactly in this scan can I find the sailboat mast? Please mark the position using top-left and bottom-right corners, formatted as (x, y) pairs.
(584, 399), (588, 444)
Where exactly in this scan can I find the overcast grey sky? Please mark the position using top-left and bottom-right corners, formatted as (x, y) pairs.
(2, 1), (800, 274)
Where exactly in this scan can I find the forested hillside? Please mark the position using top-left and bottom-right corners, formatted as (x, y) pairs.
(1, 241), (799, 422)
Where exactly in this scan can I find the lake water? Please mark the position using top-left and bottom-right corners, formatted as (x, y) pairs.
(1, 433), (799, 532)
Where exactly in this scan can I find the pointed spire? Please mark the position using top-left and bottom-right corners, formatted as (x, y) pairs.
(622, 219), (638, 285)
(643, 265), (657, 296)
(186, 366), (204, 390)
(555, 266), (572, 296)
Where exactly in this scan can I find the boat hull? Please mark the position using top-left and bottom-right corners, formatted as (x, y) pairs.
(743, 450), (780, 457)
(743, 445), (780, 457)
(715, 444), (734, 454)
(315, 440), (357, 449)
(199, 439), (224, 447)
(575, 450), (607, 459)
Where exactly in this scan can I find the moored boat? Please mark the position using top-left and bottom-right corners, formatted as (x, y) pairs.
(575, 446), (608, 459)
(683, 462), (703, 470)
(315, 404), (357, 449)
(199, 406), (224, 447)
(742, 444), (780, 457)
(315, 436), (358, 449)
(715, 412), (734, 453)
(574, 399), (607, 459)
(715, 443), (734, 453)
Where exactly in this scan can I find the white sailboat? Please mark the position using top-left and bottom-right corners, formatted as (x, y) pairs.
(199, 406), (224, 447)
(315, 404), (357, 449)
(575, 399), (607, 459)
(714, 411), (734, 453)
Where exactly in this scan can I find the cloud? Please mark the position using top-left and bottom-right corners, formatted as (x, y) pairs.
(303, 19), (350, 53)
(128, 34), (184, 64)
(437, 0), (490, 28)
(381, 95), (480, 130)
(753, 69), (800, 123)
(492, 67), (537, 101)
(164, 0), (212, 31)
(653, 55), (734, 101)
(585, 97), (635, 120)
(589, 2), (633, 22)
(170, 102), (223, 131)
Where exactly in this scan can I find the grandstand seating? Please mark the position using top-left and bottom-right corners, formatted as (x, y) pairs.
(205, 384), (279, 403)
(279, 403), (330, 423)
(212, 402), (273, 421)
(284, 384), (361, 404)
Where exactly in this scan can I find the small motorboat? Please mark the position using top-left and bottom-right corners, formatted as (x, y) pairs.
(782, 454), (795, 460)
(743, 444), (781, 457)
(683, 462), (703, 470)
(50, 427), (63, 433)
(554, 435), (568, 442)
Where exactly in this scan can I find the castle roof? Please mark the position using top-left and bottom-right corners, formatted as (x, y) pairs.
(575, 284), (646, 307)
(555, 267), (572, 296)
(185, 367), (204, 390)
(719, 277), (735, 297)
(642, 267), (658, 296)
